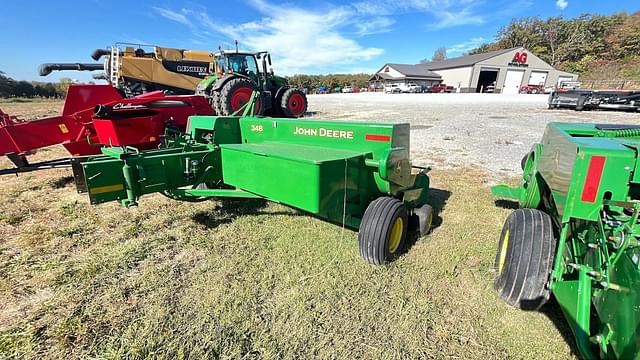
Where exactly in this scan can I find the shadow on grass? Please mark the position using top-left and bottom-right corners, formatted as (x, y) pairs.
(403, 187), (451, 254)
(50, 175), (74, 189)
(522, 297), (582, 358)
(494, 199), (519, 210)
(193, 198), (303, 229)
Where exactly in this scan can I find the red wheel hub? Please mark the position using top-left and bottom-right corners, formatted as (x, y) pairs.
(230, 87), (254, 112)
(287, 93), (306, 116)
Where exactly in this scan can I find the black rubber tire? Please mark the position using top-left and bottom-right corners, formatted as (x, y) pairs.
(358, 197), (409, 265)
(280, 88), (308, 118)
(494, 208), (556, 310)
(575, 95), (587, 111)
(217, 78), (262, 116)
(211, 90), (222, 115)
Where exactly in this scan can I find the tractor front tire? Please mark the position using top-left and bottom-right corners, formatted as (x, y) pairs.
(280, 88), (308, 118)
(358, 197), (408, 265)
(217, 78), (262, 116)
(494, 208), (556, 310)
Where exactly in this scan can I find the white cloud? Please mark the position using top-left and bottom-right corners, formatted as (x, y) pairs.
(152, 6), (190, 26)
(446, 36), (486, 55)
(556, 0), (568, 10)
(354, 16), (396, 36)
(432, 9), (484, 29)
(353, 0), (485, 29)
(152, 1), (385, 75)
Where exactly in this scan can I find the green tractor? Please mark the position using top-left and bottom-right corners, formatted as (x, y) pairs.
(196, 50), (308, 118)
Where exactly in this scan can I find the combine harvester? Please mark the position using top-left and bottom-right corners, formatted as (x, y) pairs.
(493, 123), (640, 358)
(71, 93), (433, 265)
(0, 84), (213, 174)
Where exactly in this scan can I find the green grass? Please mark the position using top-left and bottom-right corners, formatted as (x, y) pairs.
(0, 148), (576, 359)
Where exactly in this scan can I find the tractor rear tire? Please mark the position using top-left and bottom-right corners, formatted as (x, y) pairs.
(280, 88), (308, 118)
(212, 91), (222, 115)
(494, 208), (556, 310)
(358, 197), (408, 265)
(217, 78), (262, 116)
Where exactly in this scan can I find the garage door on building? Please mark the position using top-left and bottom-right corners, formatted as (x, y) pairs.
(528, 71), (548, 86)
(557, 76), (573, 86)
(502, 70), (525, 94)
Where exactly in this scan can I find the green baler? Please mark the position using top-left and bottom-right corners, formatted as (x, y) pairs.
(493, 123), (640, 359)
(72, 99), (432, 265)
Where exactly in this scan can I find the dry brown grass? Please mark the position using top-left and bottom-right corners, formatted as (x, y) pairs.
(0, 100), (576, 359)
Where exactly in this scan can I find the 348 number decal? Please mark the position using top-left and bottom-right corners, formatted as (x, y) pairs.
(251, 124), (263, 132)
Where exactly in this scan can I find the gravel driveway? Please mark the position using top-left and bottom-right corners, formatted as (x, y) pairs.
(307, 92), (640, 180)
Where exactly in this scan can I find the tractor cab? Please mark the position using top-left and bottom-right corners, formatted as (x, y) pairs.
(215, 52), (260, 84)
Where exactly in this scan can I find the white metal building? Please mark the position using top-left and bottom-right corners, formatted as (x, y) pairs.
(369, 64), (442, 90)
(371, 47), (578, 93)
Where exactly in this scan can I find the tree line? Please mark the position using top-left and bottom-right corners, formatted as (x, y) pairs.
(468, 12), (640, 79)
(285, 73), (373, 92)
(0, 71), (74, 98)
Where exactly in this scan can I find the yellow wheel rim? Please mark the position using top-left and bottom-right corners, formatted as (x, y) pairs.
(388, 217), (404, 253)
(498, 230), (510, 274)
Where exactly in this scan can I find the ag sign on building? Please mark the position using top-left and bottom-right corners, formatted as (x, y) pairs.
(370, 47), (578, 94)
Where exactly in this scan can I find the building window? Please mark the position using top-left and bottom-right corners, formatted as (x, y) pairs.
(384, 66), (390, 72)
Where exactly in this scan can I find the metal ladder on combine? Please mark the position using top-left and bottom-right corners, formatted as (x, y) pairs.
(109, 45), (120, 87)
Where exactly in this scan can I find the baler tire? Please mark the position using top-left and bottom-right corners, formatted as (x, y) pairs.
(412, 204), (434, 236)
(494, 208), (556, 310)
(218, 78), (262, 116)
(280, 88), (308, 118)
(358, 197), (408, 265)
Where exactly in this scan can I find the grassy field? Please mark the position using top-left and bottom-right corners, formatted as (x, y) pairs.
(0, 100), (576, 359)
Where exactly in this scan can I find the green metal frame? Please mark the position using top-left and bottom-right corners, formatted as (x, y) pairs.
(75, 92), (430, 231)
(493, 122), (640, 359)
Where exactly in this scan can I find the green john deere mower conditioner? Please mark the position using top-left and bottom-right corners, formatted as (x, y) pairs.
(72, 94), (432, 265)
(493, 123), (640, 359)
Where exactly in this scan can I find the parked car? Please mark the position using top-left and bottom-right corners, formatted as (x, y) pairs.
(384, 84), (401, 93)
(519, 85), (545, 94)
(342, 86), (353, 93)
(406, 83), (422, 93)
(431, 84), (455, 93)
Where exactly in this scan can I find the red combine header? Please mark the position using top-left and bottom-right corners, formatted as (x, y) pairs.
(0, 85), (213, 173)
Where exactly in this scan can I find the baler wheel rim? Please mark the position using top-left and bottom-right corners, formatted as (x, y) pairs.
(388, 217), (404, 253)
(497, 229), (510, 274)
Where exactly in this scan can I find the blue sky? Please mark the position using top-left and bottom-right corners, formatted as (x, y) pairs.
(0, 0), (636, 82)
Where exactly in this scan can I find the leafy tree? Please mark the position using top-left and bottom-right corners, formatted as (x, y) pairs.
(0, 71), (14, 97)
(468, 12), (640, 79)
(432, 47), (447, 61)
(14, 81), (35, 97)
